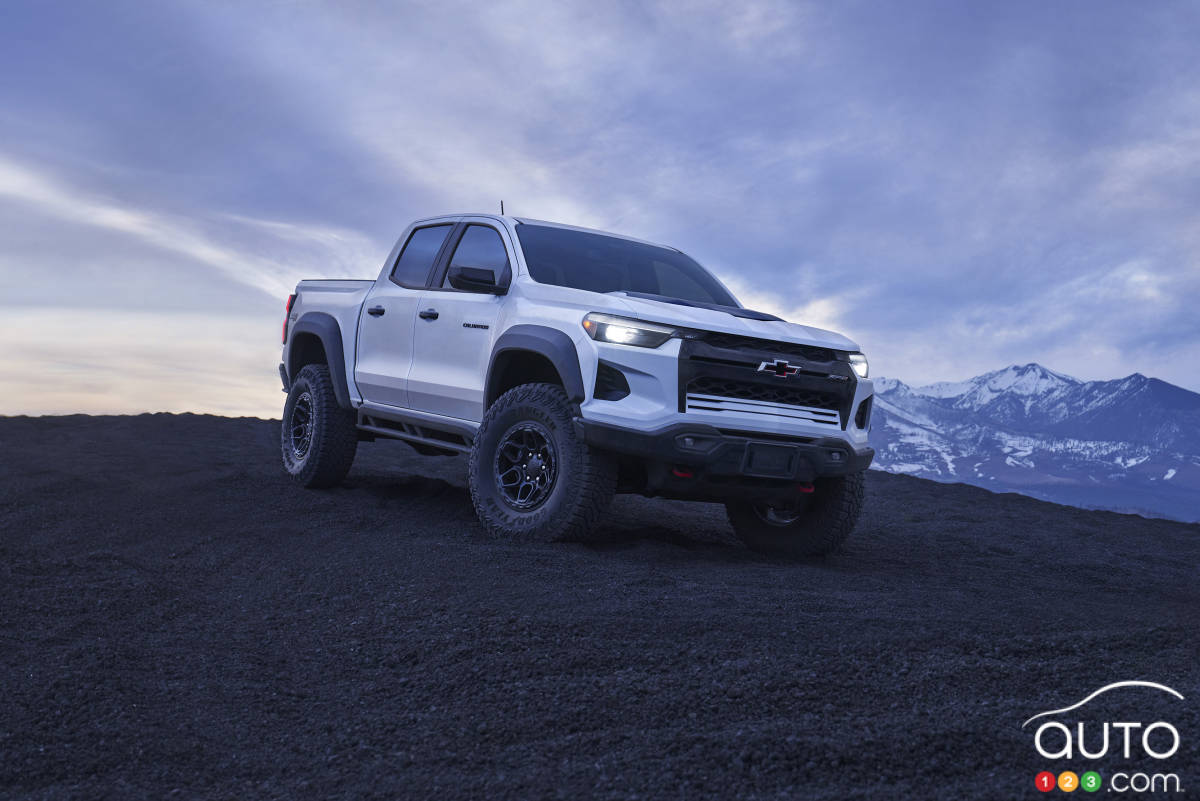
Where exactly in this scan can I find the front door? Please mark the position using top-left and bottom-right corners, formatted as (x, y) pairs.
(407, 222), (512, 421)
(353, 222), (454, 408)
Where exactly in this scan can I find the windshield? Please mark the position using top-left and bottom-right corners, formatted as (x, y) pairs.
(515, 224), (739, 307)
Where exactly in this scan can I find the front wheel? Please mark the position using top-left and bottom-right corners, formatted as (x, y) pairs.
(469, 383), (616, 541)
(726, 471), (866, 557)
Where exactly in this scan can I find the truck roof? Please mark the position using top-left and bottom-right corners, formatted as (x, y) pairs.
(409, 213), (678, 251)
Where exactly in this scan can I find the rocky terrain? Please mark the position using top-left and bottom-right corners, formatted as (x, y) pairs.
(2, 414), (1197, 799)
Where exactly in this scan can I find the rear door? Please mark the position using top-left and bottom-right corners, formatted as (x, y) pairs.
(407, 221), (513, 420)
(353, 222), (455, 408)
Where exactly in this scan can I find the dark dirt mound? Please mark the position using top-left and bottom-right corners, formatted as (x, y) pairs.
(1, 414), (1197, 799)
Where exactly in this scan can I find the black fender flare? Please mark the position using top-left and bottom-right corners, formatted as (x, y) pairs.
(287, 312), (352, 409)
(486, 325), (585, 406)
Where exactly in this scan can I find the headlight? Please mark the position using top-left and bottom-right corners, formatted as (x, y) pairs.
(848, 352), (869, 379)
(581, 313), (680, 348)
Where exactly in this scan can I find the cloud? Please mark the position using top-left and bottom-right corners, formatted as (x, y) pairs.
(1, 0), (1199, 416)
(0, 155), (383, 299)
(0, 154), (386, 416)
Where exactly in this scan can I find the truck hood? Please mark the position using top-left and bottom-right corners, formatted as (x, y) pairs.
(605, 292), (861, 352)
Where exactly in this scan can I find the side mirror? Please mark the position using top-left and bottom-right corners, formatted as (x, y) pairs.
(447, 265), (507, 294)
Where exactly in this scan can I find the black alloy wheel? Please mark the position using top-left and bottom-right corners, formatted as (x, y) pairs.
(288, 391), (314, 460)
(468, 382), (617, 541)
(494, 421), (559, 510)
(280, 364), (358, 488)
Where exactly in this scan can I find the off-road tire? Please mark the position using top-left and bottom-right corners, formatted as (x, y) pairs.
(469, 383), (616, 542)
(726, 471), (865, 557)
(281, 364), (358, 488)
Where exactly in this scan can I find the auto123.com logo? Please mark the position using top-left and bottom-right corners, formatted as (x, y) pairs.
(1024, 681), (1185, 794)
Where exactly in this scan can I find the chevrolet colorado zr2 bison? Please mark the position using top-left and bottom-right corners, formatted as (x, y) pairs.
(279, 215), (874, 555)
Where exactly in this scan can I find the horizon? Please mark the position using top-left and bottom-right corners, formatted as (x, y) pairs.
(3, 1), (1200, 416)
(3, 360), (1192, 421)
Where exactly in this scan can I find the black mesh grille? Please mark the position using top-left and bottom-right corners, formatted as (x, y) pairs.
(687, 377), (842, 410)
(698, 333), (838, 363)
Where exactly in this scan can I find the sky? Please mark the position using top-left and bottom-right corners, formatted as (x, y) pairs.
(2, 0), (1199, 417)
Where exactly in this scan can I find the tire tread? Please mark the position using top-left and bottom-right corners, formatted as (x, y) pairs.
(281, 364), (358, 488)
(469, 383), (615, 541)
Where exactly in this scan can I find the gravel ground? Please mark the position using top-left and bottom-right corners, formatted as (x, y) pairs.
(1, 414), (1197, 800)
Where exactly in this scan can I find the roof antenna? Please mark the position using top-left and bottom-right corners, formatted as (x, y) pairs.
(500, 199), (505, 215)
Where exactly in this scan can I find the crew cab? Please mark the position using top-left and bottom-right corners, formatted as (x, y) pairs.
(279, 214), (873, 555)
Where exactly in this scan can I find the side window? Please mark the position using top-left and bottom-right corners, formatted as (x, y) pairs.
(391, 224), (452, 287)
(443, 225), (509, 287)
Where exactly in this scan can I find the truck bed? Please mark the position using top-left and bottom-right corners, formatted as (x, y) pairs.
(287, 279), (376, 405)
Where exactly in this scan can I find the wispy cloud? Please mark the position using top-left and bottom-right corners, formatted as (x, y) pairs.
(0, 153), (385, 416)
(0, 155), (382, 299)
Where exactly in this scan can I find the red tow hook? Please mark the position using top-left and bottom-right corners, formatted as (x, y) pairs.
(797, 482), (815, 494)
(671, 466), (695, 479)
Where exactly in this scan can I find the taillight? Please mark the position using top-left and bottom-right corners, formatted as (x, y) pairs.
(282, 293), (296, 343)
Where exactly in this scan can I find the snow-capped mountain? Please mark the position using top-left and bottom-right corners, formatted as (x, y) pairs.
(870, 364), (1200, 522)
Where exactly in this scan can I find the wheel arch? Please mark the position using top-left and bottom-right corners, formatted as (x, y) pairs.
(485, 325), (585, 408)
(287, 312), (352, 409)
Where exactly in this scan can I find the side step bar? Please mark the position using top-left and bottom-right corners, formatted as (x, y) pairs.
(356, 402), (478, 455)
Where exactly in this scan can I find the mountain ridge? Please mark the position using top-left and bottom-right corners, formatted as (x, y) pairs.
(870, 363), (1200, 522)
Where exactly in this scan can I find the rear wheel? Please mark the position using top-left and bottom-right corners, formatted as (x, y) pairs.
(281, 364), (358, 488)
(469, 383), (616, 541)
(726, 471), (865, 557)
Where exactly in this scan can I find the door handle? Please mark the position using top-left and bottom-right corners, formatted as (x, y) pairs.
(367, 306), (385, 317)
(418, 309), (439, 320)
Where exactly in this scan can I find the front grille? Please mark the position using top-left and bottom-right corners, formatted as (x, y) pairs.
(696, 332), (838, 363)
(678, 337), (857, 428)
(687, 376), (841, 411)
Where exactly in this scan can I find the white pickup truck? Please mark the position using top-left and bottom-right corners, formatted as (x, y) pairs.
(279, 214), (874, 555)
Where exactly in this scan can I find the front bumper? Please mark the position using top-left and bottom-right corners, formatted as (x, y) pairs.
(577, 419), (874, 501)
(577, 334), (874, 452)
